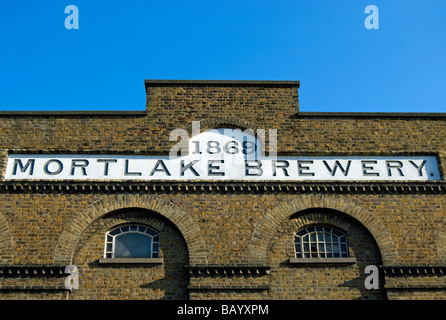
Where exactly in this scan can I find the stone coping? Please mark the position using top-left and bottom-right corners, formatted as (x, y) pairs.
(144, 79), (300, 87)
(1, 110), (445, 118)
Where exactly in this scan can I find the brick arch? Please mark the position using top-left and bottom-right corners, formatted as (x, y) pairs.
(0, 213), (14, 264)
(248, 195), (399, 265)
(187, 117), (259, 136)
(53, 194), (207, 265)
(286, 210), (354, 236)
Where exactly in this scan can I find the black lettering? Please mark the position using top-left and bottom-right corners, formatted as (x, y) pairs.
(44, 159), (63, 175)
(323, 160), (351, 176)
(181, 160), (200, 176)
(408, 160), (427, 177)
(150, 160), (171, 176)
(386, 160), (404, 176)
(208, 160), (225, 176)
(71, 159), (89, 175)
(273, 160), (289, 176)
(12, 159), (35, 175)
(362, 160), (379, 176)
(124, 159), (142, 176)
(297, 160), (315, 176)
(245, 160), (263, 176)
(97, 159), (117, 176)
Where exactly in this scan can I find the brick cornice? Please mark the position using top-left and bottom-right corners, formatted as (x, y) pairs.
(381, 265), (446, 276)
(0, 265), (66, 277)
(1, 181), (445, 194)
(186, 264), (271, 276)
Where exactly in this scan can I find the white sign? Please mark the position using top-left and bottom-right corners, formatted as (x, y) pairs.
(4, 129), (441, 182)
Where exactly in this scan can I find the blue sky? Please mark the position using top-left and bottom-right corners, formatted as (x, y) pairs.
(0, 0), (445, 112)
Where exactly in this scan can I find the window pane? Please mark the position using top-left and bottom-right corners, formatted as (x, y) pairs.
(296, 230), (306, 237)
(294, 226), (349, 259)
(146, 228), (158, 236)
(332, 229), (343, 237)
(333, 244), (340, 253)
(109, 228), (120, 236)
(310, 245), (318, 257)
(295, 243), (301, 254)
(310, 232), (317, 242)
(114, 233), (152, 258)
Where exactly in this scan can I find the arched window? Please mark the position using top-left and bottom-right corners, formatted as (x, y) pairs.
(294, 226), (349, 259)
(104, 224), (160, 259)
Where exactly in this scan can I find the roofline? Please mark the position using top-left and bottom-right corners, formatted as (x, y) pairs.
(295, 112), (446, 118)
(0, 111), (147, 117)
(144, 79), (301, 88)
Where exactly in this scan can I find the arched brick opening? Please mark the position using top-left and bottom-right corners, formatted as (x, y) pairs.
(53, 194), (207, 265)
(70, 209), (190, 300)
(266, 208), (387, 299)
(248, 194), (399, 266)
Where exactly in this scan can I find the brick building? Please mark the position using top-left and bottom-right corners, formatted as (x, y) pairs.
(0, 79), (445, 300)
